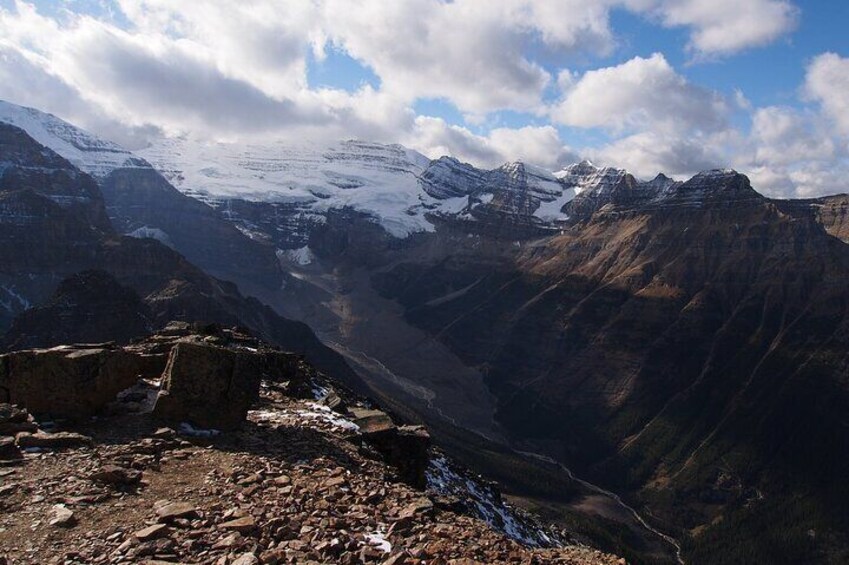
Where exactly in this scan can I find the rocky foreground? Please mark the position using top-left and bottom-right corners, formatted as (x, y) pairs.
(0, 324), (621, 565)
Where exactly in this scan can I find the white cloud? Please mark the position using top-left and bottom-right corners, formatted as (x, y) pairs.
(487, 126), (579, 169)
(732, 104), (846, 198)
(805, 52), (849, 136)
(4, 0), (844, 201)
(550, 53), (735, 180)
(628, 0), (799, 57)
(722, 54), (849, 199)
(551, 53), (729, 134)
(589, 131), (727, 178)
(750, 106), (834, 163)
(318, 0), (592, 115)
(114, 0), (319, 100)
(409, 117), (577, 170)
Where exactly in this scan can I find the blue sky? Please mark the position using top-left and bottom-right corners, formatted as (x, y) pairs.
(0, 1), (847, 197)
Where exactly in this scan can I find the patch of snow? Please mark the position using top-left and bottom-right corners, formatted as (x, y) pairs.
(437, 195), (469, 215)
(139, 138), (443, 238)
(426, 455), (557, 547)
(250, 403), (359, 432)
(311, 382), (331, 400)
(126, 226), (174, 247)
(533, 188), (575, 222)
(178, 422), (221, 438)
(477, 192), (494, 205)
(365, 530), (392, 553)
(281, 245), (314, 266)
(300, 402), (360, 431)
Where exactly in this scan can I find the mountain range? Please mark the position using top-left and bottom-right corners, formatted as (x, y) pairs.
(2, 99), (848, 564)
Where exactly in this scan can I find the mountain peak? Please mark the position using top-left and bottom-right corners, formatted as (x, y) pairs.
(682, 168), (754, 193)
(0, 99), (151, 179)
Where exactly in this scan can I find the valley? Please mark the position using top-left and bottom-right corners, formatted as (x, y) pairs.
(2, 99), (849, 564)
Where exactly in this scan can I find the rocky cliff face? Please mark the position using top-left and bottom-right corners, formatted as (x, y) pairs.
(101, 167), (283, 291)
(775, 193), (849, 244)
(0, 101), (284, 295)
(358, 170), (849, 564)
(815, 194), (849, 242)
(0, 123), (115, 329)
(0, 124), (365, 395)
(2, 270), (153, 351)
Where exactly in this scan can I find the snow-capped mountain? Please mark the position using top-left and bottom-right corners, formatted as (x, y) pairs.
(137, 136), (581, 238)
(0, 99), (769, 247)
(0, 101), (150, 178)
(0, 100), (586, 241)
(137, 137), (446, 238)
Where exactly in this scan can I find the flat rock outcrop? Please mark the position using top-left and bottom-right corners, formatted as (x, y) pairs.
(0, 323), (306, 429)
(0, 345), (161, 419)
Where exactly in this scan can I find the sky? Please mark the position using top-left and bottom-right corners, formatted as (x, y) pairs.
(0, 0), (847, 198)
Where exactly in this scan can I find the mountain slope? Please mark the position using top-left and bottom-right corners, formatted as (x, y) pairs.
(0, 100), (283, 292)
(0, 122), (363, 392)
(359, 170), (849, 563)
(0, 101), (149, 178)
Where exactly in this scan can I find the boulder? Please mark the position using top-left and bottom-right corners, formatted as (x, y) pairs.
(219, 516), (257, 533)
(90, 464), (143, 486)
(0, 404), (34, 436)
(389, 426), (431, 489)
(350, 408), (396, 436)
(0, 421), (37, 435)
(152, 342), (294, 430)
(230, 554), (260, 565)
(0, 436), (21, 460)
(49, 504), (76, 528)
(0, 404), (27, 424)
(320, 392), (344, 411)
(134, 524), (169, 541)
(349, 408), (431, 489)
(0, 346), (164, 420)
(154, 501), (199, 522)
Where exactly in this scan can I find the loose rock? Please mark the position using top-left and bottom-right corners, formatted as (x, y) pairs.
(49, 504), (76, 528)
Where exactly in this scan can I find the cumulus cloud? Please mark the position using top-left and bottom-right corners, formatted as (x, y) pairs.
(805, 52), (849, 136)
(0, 44), (163, 150)
(550, 53), (738, 180)
(3, 0), (844, 200)
(749, 106), (835, 163)
(721, 55), (849, 199)
(551, 53), (729, 134)
(59, 21), (332, 136)
(735, 104), (847, 198)
(409, 117), (577, 170)
(628, 0), (799, 57)
(589, 131), (728, 178)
